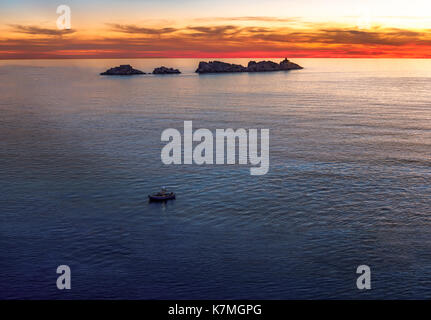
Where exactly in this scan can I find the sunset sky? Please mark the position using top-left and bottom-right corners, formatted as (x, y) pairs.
(1, 0), (431, 59)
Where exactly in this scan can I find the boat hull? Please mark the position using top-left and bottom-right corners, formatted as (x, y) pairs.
(148, 194), (176, 201)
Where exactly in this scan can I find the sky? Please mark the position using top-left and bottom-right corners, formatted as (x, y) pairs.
(1, 0), (431, 59)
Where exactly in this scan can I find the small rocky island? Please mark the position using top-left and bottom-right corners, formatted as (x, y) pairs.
(101, 65), (182, 75)
(152, 66), (181, 74)
(100, 64), (145, 75)
(195, 58), (303, 74)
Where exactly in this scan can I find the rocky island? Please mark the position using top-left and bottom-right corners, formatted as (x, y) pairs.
(100, 64), (145, 75)
(247, 59), (303, 72)
(152, 66), (181, 74)
(195, 58), (303, 74)
(195, 61), (247, 73)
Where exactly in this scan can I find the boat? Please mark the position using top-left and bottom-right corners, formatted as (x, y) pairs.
(148, 188), (176, 202)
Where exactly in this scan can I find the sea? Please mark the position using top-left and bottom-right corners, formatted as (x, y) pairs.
(1, 58), (431, 299)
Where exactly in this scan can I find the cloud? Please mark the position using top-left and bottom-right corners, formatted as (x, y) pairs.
(2, 21), (431, 59)
(194, 16), (300, 23)
(9, 25), (75, 36)
(186, 25), (242, 37)
(108, 23), (178, 35)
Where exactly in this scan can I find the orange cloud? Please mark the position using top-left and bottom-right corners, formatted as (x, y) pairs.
(107, 24), (178, 35)
(8, 25), (76, 37)
(1, 21), (431, 59)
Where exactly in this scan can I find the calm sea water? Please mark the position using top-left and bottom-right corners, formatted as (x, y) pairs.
(1, 58), (431, 299)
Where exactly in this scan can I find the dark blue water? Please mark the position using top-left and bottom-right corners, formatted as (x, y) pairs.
(1, 58), (431, 299)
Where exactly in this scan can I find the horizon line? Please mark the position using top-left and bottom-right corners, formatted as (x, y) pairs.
(2, 56), (431, 61)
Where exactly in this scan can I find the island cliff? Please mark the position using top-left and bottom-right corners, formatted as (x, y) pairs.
(100, 65), (145, 75)
(196, 58), (302, 74)
(152, 66), (181, 74)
